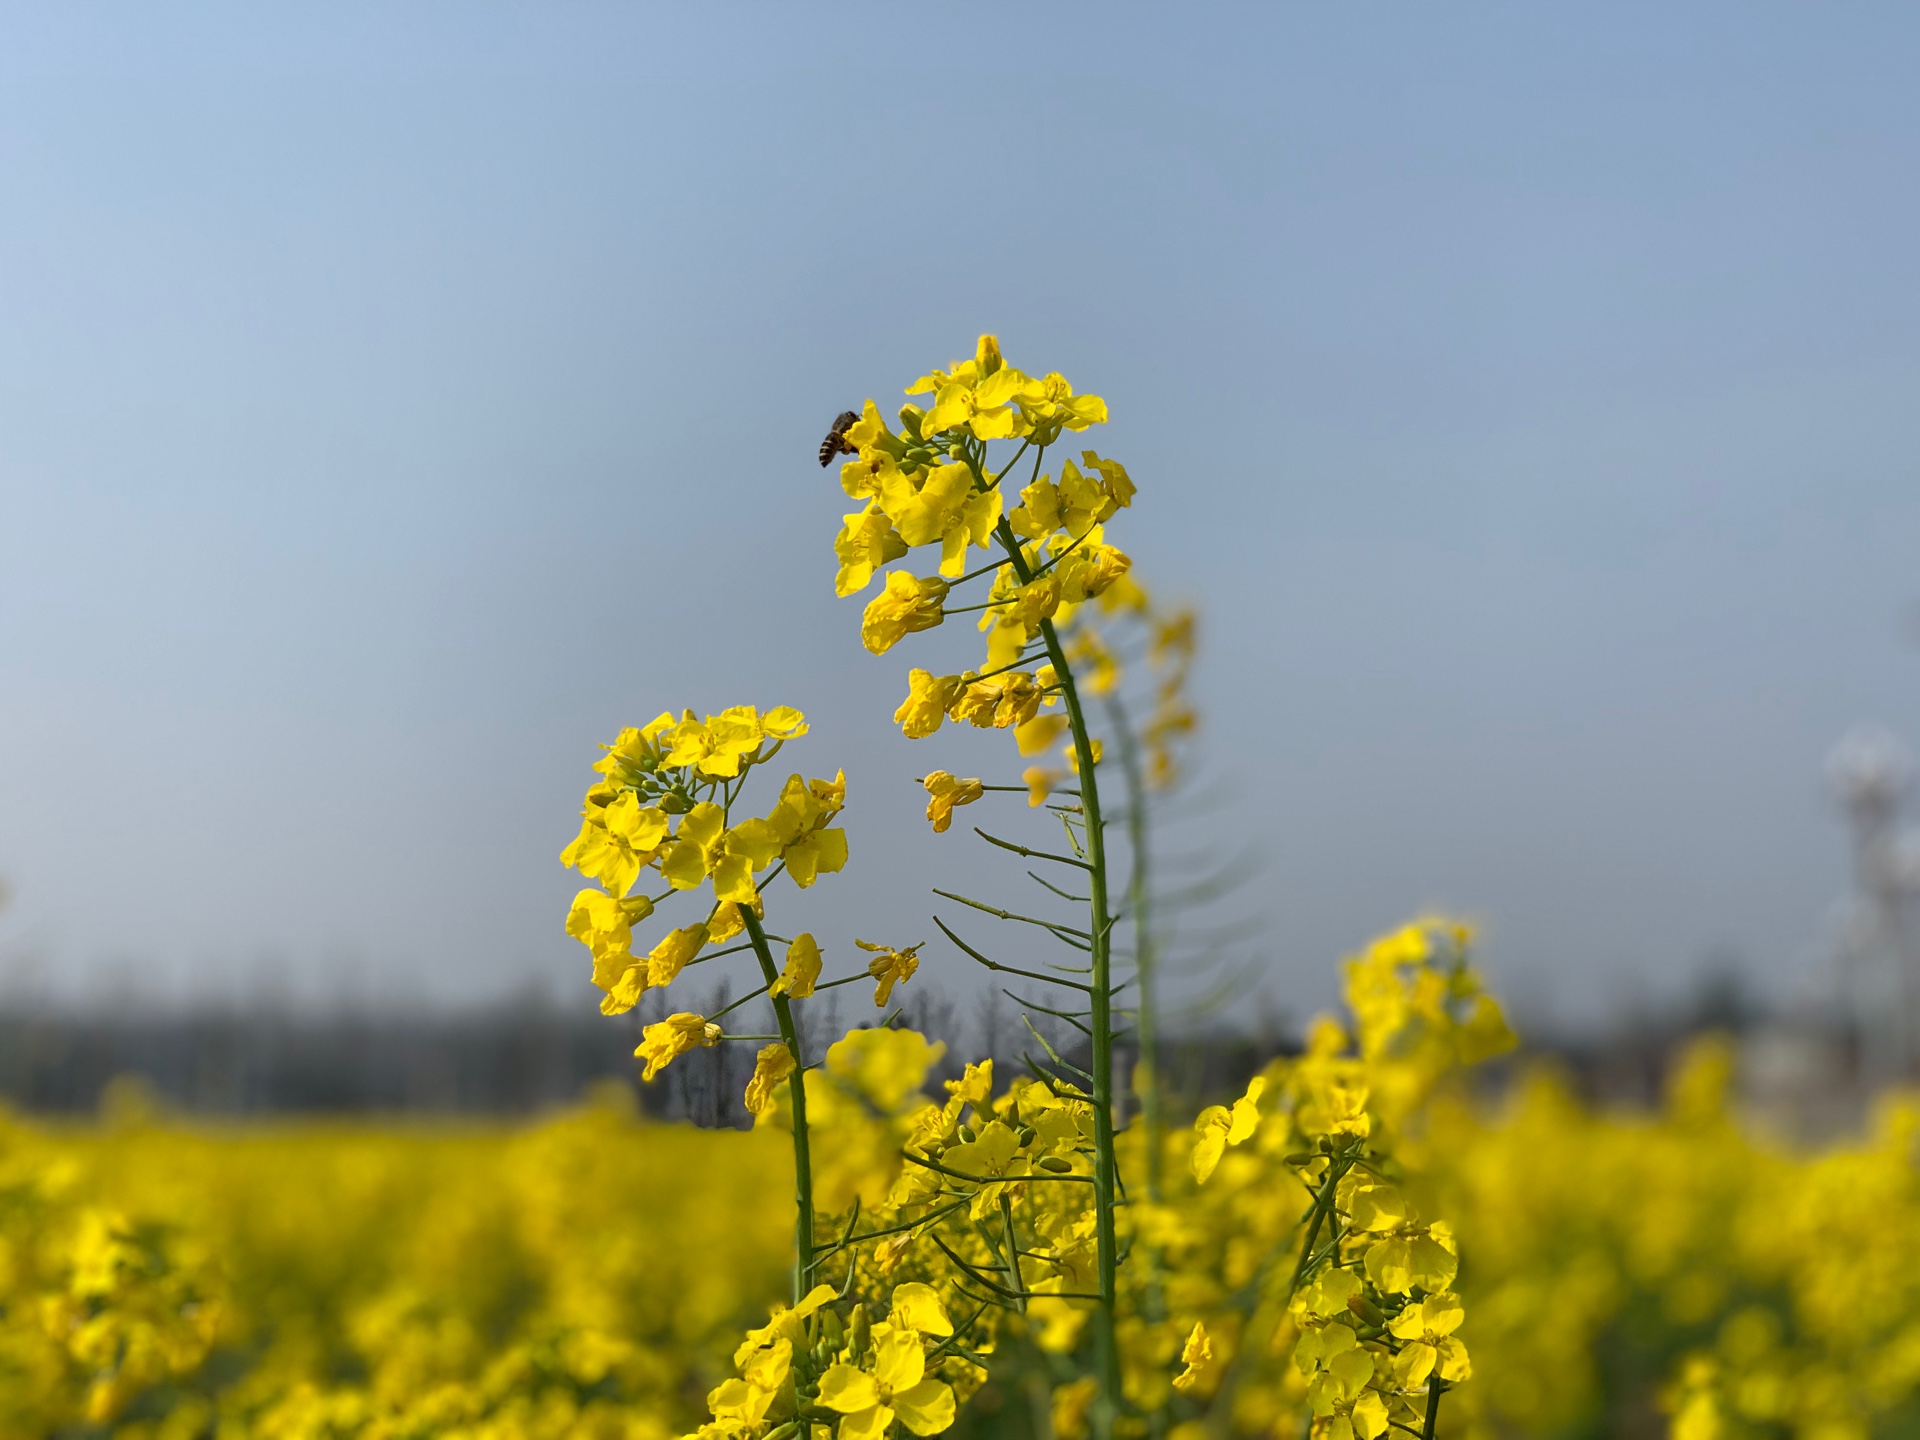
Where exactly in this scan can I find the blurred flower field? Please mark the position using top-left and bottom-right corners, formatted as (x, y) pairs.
(5, 1003), (1920, 1439)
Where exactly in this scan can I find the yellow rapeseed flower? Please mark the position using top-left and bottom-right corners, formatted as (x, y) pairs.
(560, 792), (671, 896)
(663, 707), (767, 779)
(1172, 1321), (1213, 1395)
(861, 572), (951, 655)
(1388, 1293), (1470, 1386)
(855, 940), (923, 1007)
(770, 933), (822, 999)
(758, 772), (849, 887)
(743, 1044), (796, 1118)
(816, 1329), (956, 1440)
(565, 887), (653, 968)
(835, 501), (910, 597)
(659, 804), (782, 904)
(637, 1013), (721, 1081)
(895, 671), (967, 739)
(921, 772), (984, 833)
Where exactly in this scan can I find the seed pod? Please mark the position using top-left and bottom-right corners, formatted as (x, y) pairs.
(1284, 1152), (1316, 1166)
(1017, 1126), (1037, 1147)
(1038, 1156), (1073, 1174)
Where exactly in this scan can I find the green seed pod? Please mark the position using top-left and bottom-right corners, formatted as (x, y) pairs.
(958, 1124), (977, 1144)
(1038, 1156), (1073, 1174)
(1284, 1152), (1316, 1167)
(1016, 1125), (1037, 1147)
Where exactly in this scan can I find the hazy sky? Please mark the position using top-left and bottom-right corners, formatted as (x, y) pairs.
(2, 4), (1917, 1028)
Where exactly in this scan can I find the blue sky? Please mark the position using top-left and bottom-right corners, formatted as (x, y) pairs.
(1, 4), (1917, 1027)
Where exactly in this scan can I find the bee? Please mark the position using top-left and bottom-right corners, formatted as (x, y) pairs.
(818, 410), (860, 467)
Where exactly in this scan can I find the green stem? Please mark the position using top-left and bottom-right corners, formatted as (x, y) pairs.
(1109, 692), (1168, 1440)
(1421, 1378), (1447, 1440)
(1107, 694), (1162, 1203)
(741, 904), (815, 1302)
(993, 511), (1122, 1437)
(998, 1192), (1028, 1315)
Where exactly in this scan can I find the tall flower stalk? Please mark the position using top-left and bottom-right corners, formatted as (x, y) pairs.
(556, 706), (850, 1306)
(829, 335), (1137, 1432)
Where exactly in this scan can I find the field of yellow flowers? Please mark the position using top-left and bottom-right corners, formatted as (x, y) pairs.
(5, 999), (1918, 1440)
(5, 336), (1918, 1440)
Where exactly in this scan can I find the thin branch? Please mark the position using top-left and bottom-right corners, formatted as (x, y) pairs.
(935, 916), (1094, 993)
(932, 887), (1092, 943)
(1027, 871), (1089, 903)
(1005, 989), (1094, 1037)
(972, 828), (1093, 872)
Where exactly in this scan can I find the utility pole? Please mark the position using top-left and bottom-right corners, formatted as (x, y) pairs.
(1828, 728), (1920, 1081)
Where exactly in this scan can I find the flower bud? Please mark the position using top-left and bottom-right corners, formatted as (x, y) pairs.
(958, 1123), (978, 1144)
(848, 1304), (870, 1360)
(1038, 1156), (1073, 1174)
(898, 404), (926, 441)
(1284, 1152), (1316, 1167)
(819, 1309), (844, 1351)
(1017, 1125), (1037, 1147)
(1347, 1293), (1387, 1326)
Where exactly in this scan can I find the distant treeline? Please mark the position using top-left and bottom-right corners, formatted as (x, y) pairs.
(0, 966), (1843, 1124)
(0, 979), (1293, 1123)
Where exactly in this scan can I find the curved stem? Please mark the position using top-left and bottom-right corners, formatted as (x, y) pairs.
(993, 512), (1122, 1436)
(741, 904), (815, 1302)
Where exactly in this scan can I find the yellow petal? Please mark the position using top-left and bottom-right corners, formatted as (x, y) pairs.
(892, 1380), (956, 1437)
(889, 1282), (953, 1337)
(838, 1406), (894, 1440)
(816, 1365), (881, 1414)
(871, 1329), (925, 1394)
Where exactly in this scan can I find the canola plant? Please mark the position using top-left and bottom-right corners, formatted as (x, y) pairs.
(0, 337), (1916, 1440)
